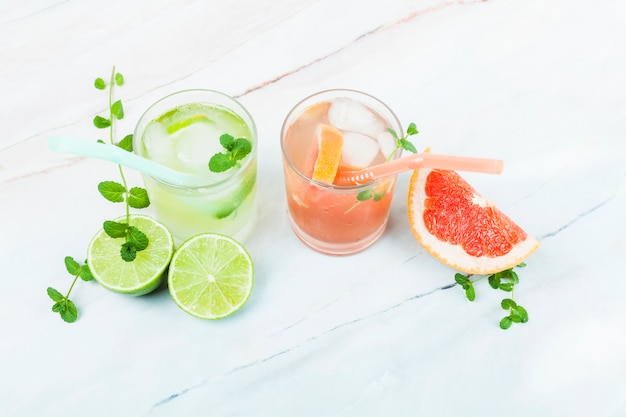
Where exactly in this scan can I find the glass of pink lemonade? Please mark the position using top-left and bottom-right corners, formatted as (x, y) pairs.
(281, 89), (403, 255)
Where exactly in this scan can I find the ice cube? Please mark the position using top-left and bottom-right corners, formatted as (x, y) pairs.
(143, 122), (176, 168)
(328, 97), (385, 137)
(175, 121), (224, 173)
(341, 132), (380, 168)
(377, 131), (397, 159)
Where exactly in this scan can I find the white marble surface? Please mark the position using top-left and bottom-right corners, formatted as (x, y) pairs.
(2, 0), (626, 415)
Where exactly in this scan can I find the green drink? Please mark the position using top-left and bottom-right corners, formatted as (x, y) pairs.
(133, 90), (257, 245)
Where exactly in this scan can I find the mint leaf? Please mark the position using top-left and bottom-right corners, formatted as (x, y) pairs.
(127, 226), (148, 251)
(52, 302), (65, 313)
(209, 153), (235, 172)
(455, 273), (476, 302)
(387, 127), (399, 140)
(47, 287), (65, 303)
(511, 305), (529, 323)
(120, 242), (137, 262)
(111, 100), (124, 120)
(103, 220), (128, 238)
(373, 191), (384, 202)
(64, 256), (81, 275)
(465, 285), (476, 301)
(115, 72), (124, 86)
(400, 139), (417, 154)
(93, 115), (111, 129)
(357, 190), (372, 201)
(98, 181), (126, 203)
(454, 273), (470, 286)
(209, 134), (252, 173)
(231, 138), (252, 161)
(127, 187), (150, 209)
(79, 263), (94, 281)
(406, 122), (418, 135)
(501, 298), (517, 310)
(220, 133), (235, 149)
(500, 317), (513, 330)
(60, 300), (78, 323)
(488, 274), (500, 289)
(94, 77), (106, 90)
(117, 134), (133, 152)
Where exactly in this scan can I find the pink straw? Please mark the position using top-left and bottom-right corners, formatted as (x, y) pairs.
(335, 153), (504, 185)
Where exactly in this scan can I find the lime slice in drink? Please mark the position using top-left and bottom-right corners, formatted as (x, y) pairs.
(167, 233), (254, 319)
(166, 114), (211, 134)
(213, 170), (256, 219)
(87, 214), (174, 296)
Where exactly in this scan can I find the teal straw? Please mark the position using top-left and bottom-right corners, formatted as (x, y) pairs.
(48, 135), (208, 187)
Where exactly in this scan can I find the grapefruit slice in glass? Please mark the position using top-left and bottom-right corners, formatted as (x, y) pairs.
(408, 168), (539, 274)
(311, 124), (344, 184)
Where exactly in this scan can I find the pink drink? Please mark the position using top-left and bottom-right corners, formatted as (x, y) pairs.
(281, 90), (402, 255)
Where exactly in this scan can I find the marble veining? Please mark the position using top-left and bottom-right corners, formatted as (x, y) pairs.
(238, 0), (488, 98)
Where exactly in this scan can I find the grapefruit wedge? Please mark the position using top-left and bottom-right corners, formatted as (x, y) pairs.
(408, 168), (539, 274)
(311, 124), (344, 184)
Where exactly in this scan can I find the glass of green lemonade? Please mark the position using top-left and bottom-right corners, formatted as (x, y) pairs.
(133, 89), (257, 245)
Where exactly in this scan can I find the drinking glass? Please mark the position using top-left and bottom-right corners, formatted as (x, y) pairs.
(134, 89), (257, 245)
(280, 89), (402, 255)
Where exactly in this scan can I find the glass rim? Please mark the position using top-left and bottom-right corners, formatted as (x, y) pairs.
(133, 88), (257, 190)
(280, 88), (403, 191)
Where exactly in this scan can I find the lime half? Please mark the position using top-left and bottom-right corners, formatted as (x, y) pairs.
(168, 233), (254, 319)
(87, 214), (174, 296)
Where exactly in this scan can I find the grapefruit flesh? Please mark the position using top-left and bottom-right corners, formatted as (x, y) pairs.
(408, 168), (539, 274)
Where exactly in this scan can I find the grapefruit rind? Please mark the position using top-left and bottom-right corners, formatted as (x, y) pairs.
(408, 168), (540, 275)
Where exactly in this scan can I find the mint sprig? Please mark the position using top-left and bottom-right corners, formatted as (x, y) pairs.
(386, 122), (419, 162)
(499, 298), (529, 330)
(344, 189), (385, 214)
(209, 133), (252, 172)
(346, 121), (420, 212)
(49, 66), (150, 323)
(357, 189), (385, 202)
(47, 257), (94, 323)
(455, 263), (529, 330)
(93, 66), (150, 262)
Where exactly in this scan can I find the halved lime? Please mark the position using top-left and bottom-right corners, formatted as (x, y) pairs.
(87, 214), (174, 296)
(167, 233), (254, 319)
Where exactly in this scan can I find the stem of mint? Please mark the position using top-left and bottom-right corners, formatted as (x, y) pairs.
(47, 257), (94, 323)
(386, 122), (419, 162)
(49, 66), (150, 323)
(108, 68), (131, 226)
(348, 121), (420, 210)
(94, 66), (150, 262)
